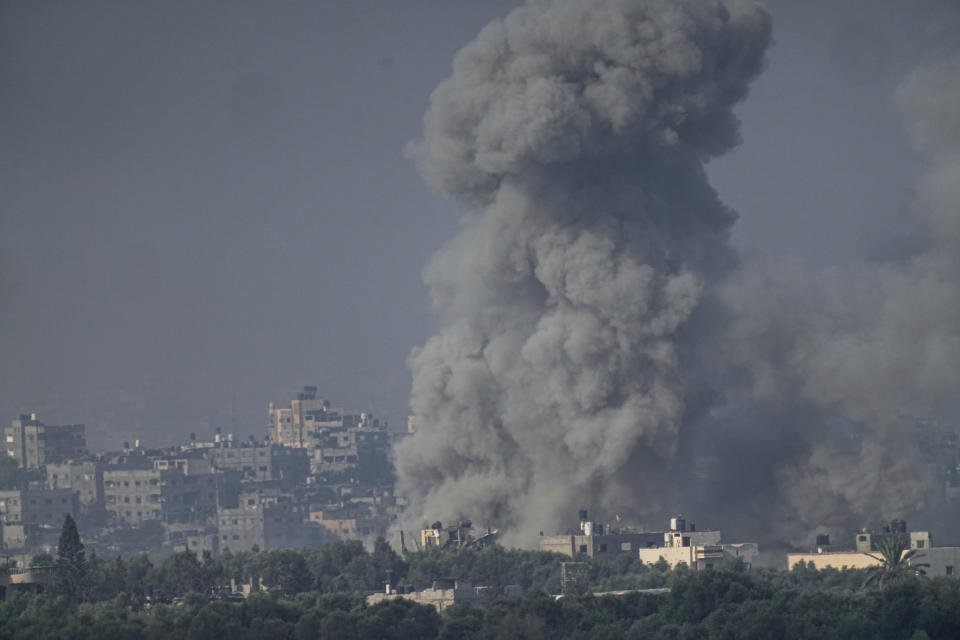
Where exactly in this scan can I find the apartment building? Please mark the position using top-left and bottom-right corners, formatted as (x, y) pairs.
(4, 414), (86, 469)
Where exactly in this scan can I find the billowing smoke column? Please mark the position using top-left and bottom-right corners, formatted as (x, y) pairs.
(394, 0), (771, 545)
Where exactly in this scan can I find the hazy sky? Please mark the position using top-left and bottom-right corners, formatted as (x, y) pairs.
(1, 0), (957, 451)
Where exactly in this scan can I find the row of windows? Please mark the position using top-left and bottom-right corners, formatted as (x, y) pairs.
(110, 510), (160, 519)
(104, 479), (160, 488)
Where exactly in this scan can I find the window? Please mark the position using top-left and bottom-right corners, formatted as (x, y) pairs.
(916, 540), (925, 549)
(579, 545), (587, 554)
(947, 566), (954, 575)
(621, 542), (632, 551)
(682, 536), (691, 547)
(599, 543), (607, 553)
(858, 535), (867, 542)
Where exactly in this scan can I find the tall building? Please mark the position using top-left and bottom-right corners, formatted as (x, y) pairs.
(268, 386), (332, 447)
(4, 414), (86, 469)
(267, 386), (375, 448)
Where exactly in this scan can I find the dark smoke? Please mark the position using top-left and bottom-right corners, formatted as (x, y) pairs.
(394, 0), (770, 546)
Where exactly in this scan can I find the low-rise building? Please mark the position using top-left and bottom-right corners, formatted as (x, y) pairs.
(634, 517), (759, 570)
(787, 521), (934, 571)
(539, 510), (663, 559)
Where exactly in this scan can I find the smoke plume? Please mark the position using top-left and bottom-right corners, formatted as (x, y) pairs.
(394, 0), (770, 545)
(705, 56), (960, 545)
(394, 0), (960, 549)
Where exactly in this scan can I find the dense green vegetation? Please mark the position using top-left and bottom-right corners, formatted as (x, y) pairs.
(4, 529), (960, 639)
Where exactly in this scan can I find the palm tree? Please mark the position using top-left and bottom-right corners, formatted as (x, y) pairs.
(864, 533), (929, 588)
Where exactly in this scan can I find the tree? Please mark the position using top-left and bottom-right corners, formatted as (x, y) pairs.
(261, 549), (312, 598)
(865, 534), (929, 588)
(55, 514), (87, 601)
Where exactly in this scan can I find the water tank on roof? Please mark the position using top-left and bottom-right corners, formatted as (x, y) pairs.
(584, 521), (593, 536)
(891, 519), (907, 534)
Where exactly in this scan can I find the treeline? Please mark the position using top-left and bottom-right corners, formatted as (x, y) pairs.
(4, 563), (960, 639)
(53, 539), (880, 603)
(36, 532), (911, 603)
(37, 539), (676, 602)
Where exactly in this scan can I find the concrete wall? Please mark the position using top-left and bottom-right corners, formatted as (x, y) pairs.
(638, 545), (695, 568)
(912, 547), (960, 577)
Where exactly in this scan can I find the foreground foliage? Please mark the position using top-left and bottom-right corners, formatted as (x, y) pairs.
(3, 540), (958, 638)
(2, 565), (959, 639)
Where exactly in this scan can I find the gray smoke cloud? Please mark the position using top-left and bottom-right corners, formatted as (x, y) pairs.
(704, 56), (960, 545)
(394, 0), (960, 549)
(393, 0), (770, 546)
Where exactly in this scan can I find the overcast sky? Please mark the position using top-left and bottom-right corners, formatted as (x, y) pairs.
(1, 0), (957, 451)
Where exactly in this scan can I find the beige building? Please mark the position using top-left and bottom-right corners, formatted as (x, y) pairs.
(268, 386), (357, 448)
(267, 387), (390, 476)
(787, 550), (881, 571)
(787, 522), (933, 571)
(635, 517), (758, 570)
